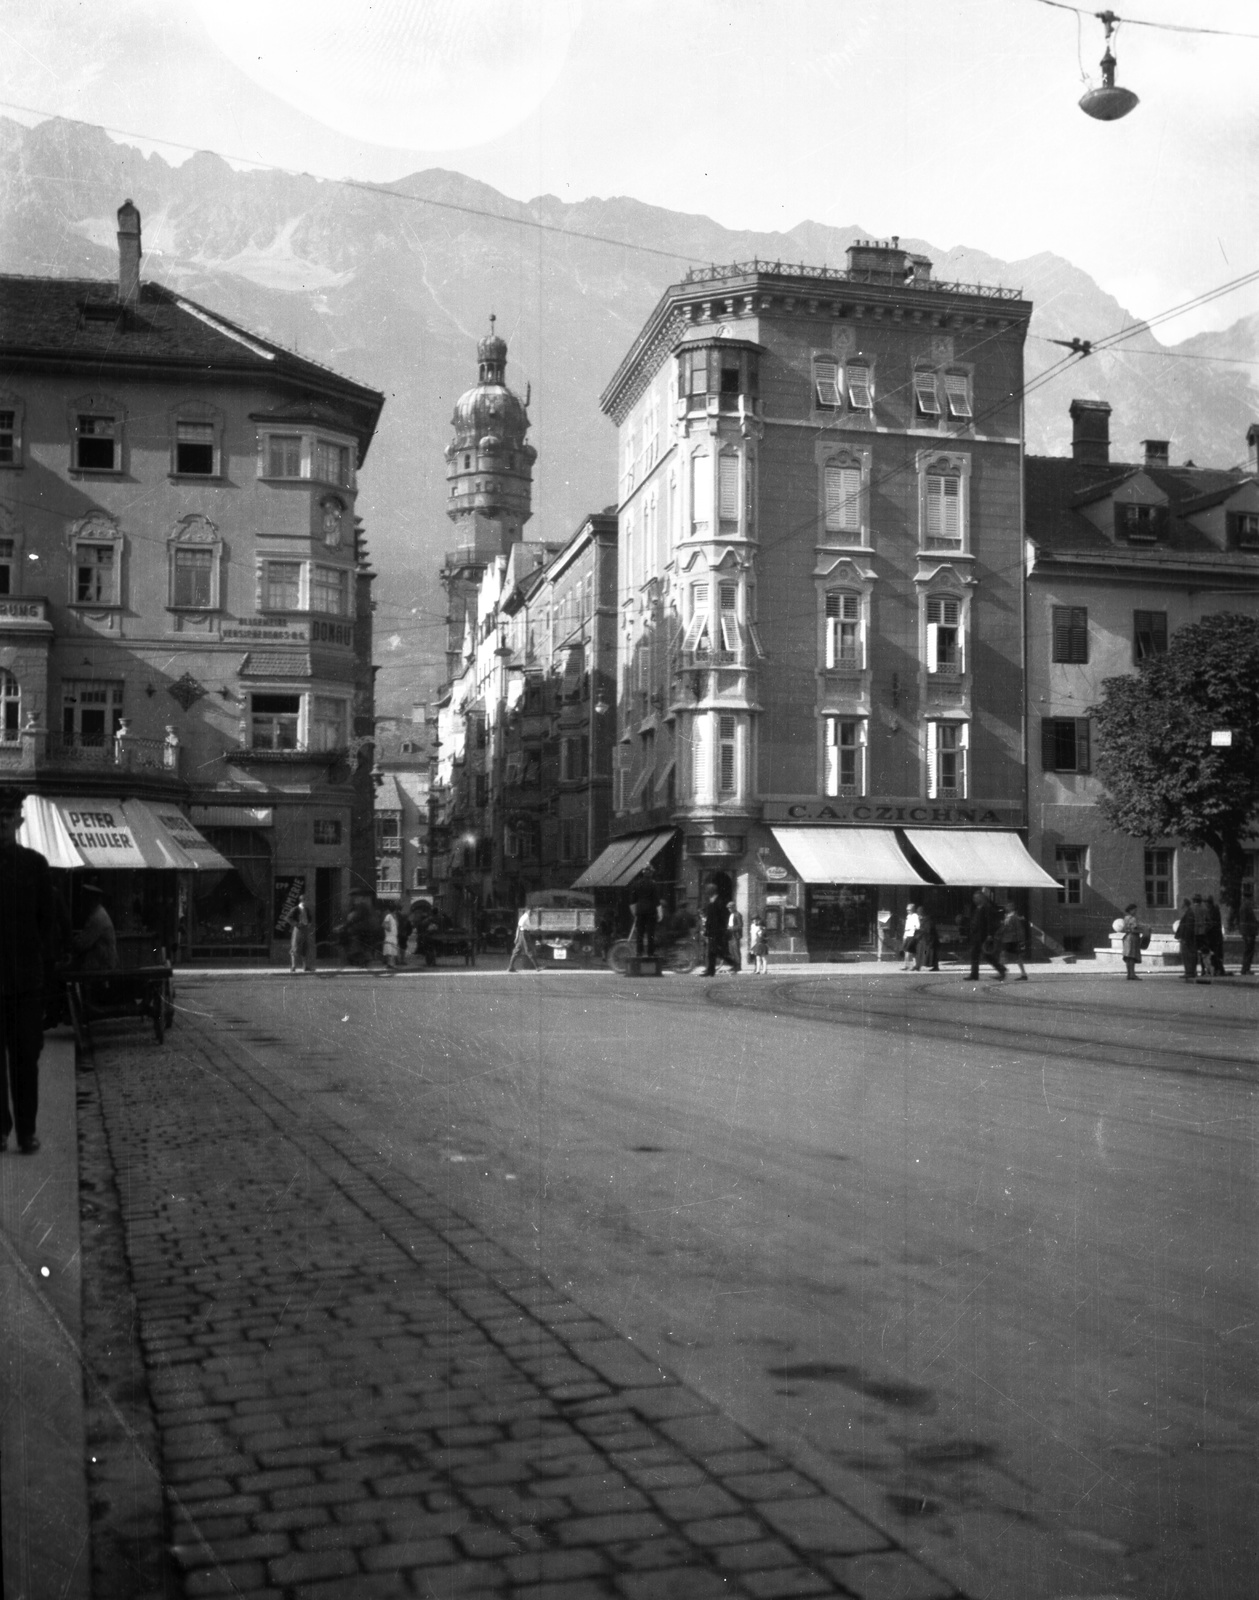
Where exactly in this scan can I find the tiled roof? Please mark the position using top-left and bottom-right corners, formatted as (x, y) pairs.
(239, 652), (311, 679)
(0, 273), (383, 448)
(1025, 455), (1248, 556)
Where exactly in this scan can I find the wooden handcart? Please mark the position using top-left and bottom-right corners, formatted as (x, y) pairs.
(63, 964), (175, 1050)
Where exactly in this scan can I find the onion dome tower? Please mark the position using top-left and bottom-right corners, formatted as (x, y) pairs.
(441, 318), (537, 677)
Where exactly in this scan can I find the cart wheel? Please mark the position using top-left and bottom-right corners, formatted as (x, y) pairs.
(67, 984), (89, 1053)
(608, 940), (633, 976)
(668, 945), (698, 975)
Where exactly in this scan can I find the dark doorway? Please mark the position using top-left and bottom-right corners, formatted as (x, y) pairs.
(315, 866), (341, 953)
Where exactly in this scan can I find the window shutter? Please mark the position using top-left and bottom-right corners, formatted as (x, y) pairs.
(927, 620), (939, 672)
(814, 359), (841, 407)
(691, 453), (712, 529)
(1040, 718), (1058, 771)
(941, 476), (960, 539)
(847, 365), (872, 410)
(914, 371), (940, 415)
(718, 452), (739, 520)
(825, 465), (861, 532)
(926, 722), (938, 798)
(1075, 718), (1090, 773)
(944, 373), (972, 418)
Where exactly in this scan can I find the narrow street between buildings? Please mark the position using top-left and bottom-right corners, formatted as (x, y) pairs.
(71, 968), (1258, 1600)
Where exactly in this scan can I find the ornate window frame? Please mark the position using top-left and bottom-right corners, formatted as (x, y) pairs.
(67, 512), (125, 610)
(167, 514), (223, 612)
(917, 450), (971, 554)
(816, 442), (871, 547)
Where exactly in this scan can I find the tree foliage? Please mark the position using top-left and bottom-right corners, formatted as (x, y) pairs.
(1089, 613), (1259, 912)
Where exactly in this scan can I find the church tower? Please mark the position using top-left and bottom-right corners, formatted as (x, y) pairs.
(440, 319), (536, 678)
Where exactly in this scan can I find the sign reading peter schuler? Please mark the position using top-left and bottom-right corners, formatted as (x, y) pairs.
(762, 799), (1024, 827)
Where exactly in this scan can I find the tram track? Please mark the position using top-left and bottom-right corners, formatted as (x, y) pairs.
(707, 972), (1259, 1084)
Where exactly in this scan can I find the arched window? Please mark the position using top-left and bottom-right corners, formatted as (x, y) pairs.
(0, 671), (20, 742)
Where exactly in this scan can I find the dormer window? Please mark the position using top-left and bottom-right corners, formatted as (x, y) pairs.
(1117, 503), (1166, 542)
(679, 345), (759, 411)
(1229, 511), (1259, 550)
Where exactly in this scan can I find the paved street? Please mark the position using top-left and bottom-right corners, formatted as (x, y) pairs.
(74, 966), (1258, 1600)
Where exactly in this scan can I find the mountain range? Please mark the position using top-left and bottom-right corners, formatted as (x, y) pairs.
(2, 115), (1256, 714)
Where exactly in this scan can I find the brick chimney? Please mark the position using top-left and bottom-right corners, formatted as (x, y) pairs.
(116, 199), (141, 304)
(1069, 399), (1111, 465)
(1247, 422), (1259, 475)
(1142, 439), (1169, 467)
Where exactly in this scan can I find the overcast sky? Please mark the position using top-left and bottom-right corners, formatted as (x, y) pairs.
(3, 0), (1257, 336)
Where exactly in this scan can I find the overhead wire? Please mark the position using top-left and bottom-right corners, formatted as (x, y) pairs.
(1028, 0), (1259, 41)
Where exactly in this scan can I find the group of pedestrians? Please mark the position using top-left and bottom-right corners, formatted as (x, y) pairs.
(1173, 892), (1248, 982)
(962, 889), (1030, 982)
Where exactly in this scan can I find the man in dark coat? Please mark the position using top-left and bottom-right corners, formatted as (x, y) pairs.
(966, 888), (1006, 981)
(1238, 889), (1256, 977)
(702, 888), (730, 977)
(0, 791), (58, 1154)
(630, 868), (661, 960)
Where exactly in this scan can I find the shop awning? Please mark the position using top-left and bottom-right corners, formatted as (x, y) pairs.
(574, 829), (675, 889)
(903, 829), (1060, 889)
(18, 797), (232, 872)
(770, 827), (928, 885)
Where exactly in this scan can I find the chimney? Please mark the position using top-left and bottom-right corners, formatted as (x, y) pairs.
(116, 199), (141, 304)
(1247, 422), (1259, 475)
(1069, 398), (1111, 465)
(1142, 439), (1169, 467)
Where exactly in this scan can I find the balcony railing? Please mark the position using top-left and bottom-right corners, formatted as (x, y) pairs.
(0, 727), (183, 777)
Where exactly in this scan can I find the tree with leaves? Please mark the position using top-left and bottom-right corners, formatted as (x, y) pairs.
(1089, 612), (1259, 927)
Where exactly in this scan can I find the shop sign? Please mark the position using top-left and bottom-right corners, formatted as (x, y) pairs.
(221, 620), (310, 644)
(763, 865), (789, 880)
(686, 834), (744, 856)
(274, 875), (306, 934)
(0, 598), (48, 625)
(763, 799), (1021, 827)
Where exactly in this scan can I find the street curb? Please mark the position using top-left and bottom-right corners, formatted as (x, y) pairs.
(0, 1032), (90, 1600)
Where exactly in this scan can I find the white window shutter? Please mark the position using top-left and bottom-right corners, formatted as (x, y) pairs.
(691, 453), (712, 528)
(943, 477), (961, 539)
(719, 453), (739, 520)
(927, 621), (939, 673)
(926, 721), (938, 798)
(847, 365), (872, 410)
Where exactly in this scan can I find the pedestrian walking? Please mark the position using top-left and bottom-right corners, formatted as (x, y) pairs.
(966, 889), (1006, 981)
(1239, 889), (1257, 977)
(1119, 902), (1145, 981)
(702, 888), (730, 976)
(288, 891), (315, 973)
(726, 903), (744, 973)
(914, 905), (939, 971)
(1204, 895), (1227, 976)
(901, 903), (921, 971)
(749, 915), (768, 975)
(1174, 899), (1198, 982)
(1001, 904), (1029, 979)
(507, 906), (538, 972)
(381, 907), (400, 974)
(0, 792), (58, 1155)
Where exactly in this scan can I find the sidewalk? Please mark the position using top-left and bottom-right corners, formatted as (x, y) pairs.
(0, 1029), (90, 1600)
(66, 1002), (972, 1599)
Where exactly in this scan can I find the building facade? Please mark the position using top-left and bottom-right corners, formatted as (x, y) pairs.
(0, 201), (384, 960)
(595, 244), (1056, 958)
(1026, 405), (1259, 953)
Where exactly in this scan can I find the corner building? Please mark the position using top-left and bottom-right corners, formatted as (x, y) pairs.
(595, 244), (1054, 959)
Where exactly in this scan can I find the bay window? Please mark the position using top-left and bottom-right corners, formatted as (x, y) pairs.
(311, 565), (350, 616)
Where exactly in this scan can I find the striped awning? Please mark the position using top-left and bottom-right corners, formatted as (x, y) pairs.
(18, 796), (232, 871)
(770, 827), (929, 886)
(902, 829), (1059, 889)
(574, 829), (676, 889)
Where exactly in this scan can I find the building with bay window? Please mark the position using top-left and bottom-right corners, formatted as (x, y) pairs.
(591, 242), (1056, 959)
(1026, 405), (1259, 956)
(0, 200), (384, 960)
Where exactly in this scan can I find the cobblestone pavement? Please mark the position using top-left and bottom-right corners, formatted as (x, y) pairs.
(82, 1005), (967, 1600)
